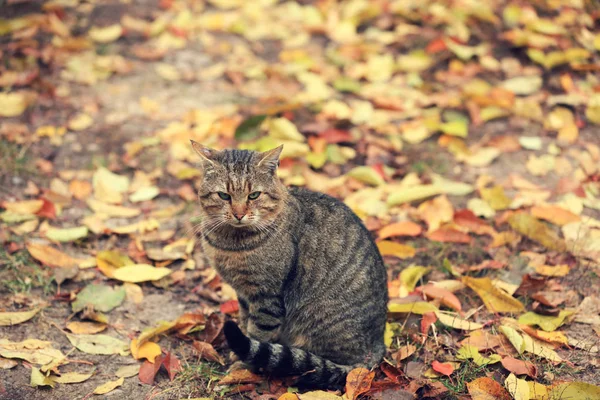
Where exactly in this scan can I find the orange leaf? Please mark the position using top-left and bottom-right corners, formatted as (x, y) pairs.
(379, 221), (422, 239)
(530, 205), (580, 226)
(192, 341), (224, 365)
(427, 228), (472, 244)
(431, 361), (454, 376)
(26, 243), (80, 269)
(69, 179), (92, 200)
(220, 300), (239, 315)
(453, 209), (496, 236)
(345, 368), (375, 400)
(421, 312), (438, 335)
(376, 241), (416, 259)
(467, 377), (512, 400)
(500, 357), (537, 378)
(219, 369), (263, 385)
(131, 339), (161, 363)
(415, 284), (462, 312)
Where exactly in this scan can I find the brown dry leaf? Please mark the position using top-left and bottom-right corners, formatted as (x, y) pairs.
(460, 330), (507, 350)
(219, 369), (263, 385)
(462, 277), (524, 313)
(427, 228), (472, 244)
(192, 341), (224, 365)
(467, 377), (512, 400)
(345, 368), (375, 400)
(379, 221), (422, 239)
(530, 205), (580, 226)
(415, 284), (462, 312)
(395, 344), (417, 362)
(508, 213), (566, 252)
(501, 357), (537, 378)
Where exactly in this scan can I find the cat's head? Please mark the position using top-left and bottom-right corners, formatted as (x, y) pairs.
(191, 140), (287, 230)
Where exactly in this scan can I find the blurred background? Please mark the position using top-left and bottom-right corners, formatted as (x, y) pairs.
(1, 0), (600, 399)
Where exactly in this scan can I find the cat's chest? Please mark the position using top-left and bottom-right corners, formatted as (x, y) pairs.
(202, 239), (254, 275)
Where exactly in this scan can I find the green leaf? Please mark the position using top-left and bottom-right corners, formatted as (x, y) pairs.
(518, 310), (574, 332)
(66, 333), (128, 355)
(234, 115), (266, 141)
(71, 284), (126, 313)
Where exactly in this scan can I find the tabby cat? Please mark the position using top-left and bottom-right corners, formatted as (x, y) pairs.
(191, 140), (388, 388)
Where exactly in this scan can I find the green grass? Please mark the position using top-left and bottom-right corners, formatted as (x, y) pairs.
(0, 139), (35, 185)
(0, 248), (54, 295)
(440, 362), (491, 398)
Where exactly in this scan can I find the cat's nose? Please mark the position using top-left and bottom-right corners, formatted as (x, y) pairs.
(233, 213), (245, 221)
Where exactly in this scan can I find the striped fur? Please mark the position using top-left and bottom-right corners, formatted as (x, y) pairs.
(192, 142), (388, 388)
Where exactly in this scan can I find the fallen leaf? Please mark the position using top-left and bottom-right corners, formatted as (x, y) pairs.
(97, 250), (133, 278)
(529, 381), (549, 400)
(2, 199), (43, 214)
(508, 213), (566, 251)
(417, 195), (454, 232)
(462, 277), (524, 313)
(66, 333), (128, 355)
(30, 367), (55, 388)
(347, 166), (385, 186)
(192, 341), (224, 365)
(0, 308), (40, 326)
(467, 377), (512, 400)
(0, 92), (30, 117)
(415, 284), (462, 311)
(131, 340), (161, 363)
(112, 264), (171, 283)
(377, 241), (416, 259)
(530, 205), (580, 226)
(345, 368), (375, 400)
(501, 76), (543, 95)
(504, 373), (529, 400)
(501, 357), (537, 378)
(66, 321), (107, 335)
(517, 310), (574, 332)
(534, 264), (570, 277)
(89, 24), (123, 43)
(27, 243), (83, 268)
(548, 382), (600, 399)
(397, 266), (430, 296)
(93, 377), (124, 394)
(0, 339), (65, 365)
(435, 312), (483, 331)
(71, 283), (126, 313)
(480, 185), (511, 210)
(268, 117), (305, 142)
(395, 344), (417, 362)
(427, 228), (472, 244)
(379, 221), (422, 239)
(130, 186), (160, 202)
(51, 371), (94, 384)
(116, 364), (140, 378)
(0, 358), (18, 369)
(87, 199), (141, 218)
(219, 369), (263, 385)
(46, 226), (89, 242)
(297, 391), (342, 400)
(456, 345), (501, 366)
(431, 360), (454, 376)
(388, 301), (439, 315)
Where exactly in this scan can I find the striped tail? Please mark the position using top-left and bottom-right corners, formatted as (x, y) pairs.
(223, 321), (352, 388)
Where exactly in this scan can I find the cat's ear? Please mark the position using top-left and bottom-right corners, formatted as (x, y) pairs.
(256, 145), (283, 172)
(190, 140), (217, 165)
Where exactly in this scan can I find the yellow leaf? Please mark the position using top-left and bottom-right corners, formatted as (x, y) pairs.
(417, 195), (454, 232)
(518, 310), (574, 332)
(436, 312), (484, 331)
(384, 323), (393, 348)
(124, 282), (144, 304)
(112, 264), (171, 283)
(534, 264), (570, 277)
(480, 185), (511, 210)
(27, 243), (85, 268)
(87, 199), (141, 218)
(2, 199), (43, 214)
(397, 265), (430, 295)
(93, 167), (129, 204)
(155, 63), (181, 80)
(93, 377), (124, 395)
(504, 373), (529, 400)
(51, 371), (94, 384)
(0, 308), (40, 326)
(501, 76), (542, 95)
(130, 339), (161, 363)
(46, 226), (88, 242)
(30, 368), (55, 388)
(508, 213), (566, 251)
(377, 241), (416, 260)
(387, 184), (442, 206)
(440, 120), (468, 138)
(89, 24), (123, 43)
(528, 381), (549, 400)
(66, 321), (107, 335)
(66, 334), (128, 356)
(463, 277), (524, 313)
(11, 219), (39, 235)
(115, 364), (140, 378)
(346, 166), (385, 186)
(0, 339), (65, 365)
(0, 92), (29, 117)
(388, 301), (438, 314)
(68, 113), (93, 131)
(297, 390), (342, 400)
(268, 117), (305, 142)
(129, 186), (160, 202)
(548, 382), (600, 400)
(135, 321), (176, 350)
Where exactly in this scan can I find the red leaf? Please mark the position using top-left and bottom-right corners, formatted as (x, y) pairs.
(421, 312), (437, 335)
(379, 362), (406, 384)
(220, 300), (239, 315)
(453, 210), (494, 235)
(162, 352), (182, 381)
(319, 128), (352, 143)
(426, 37), (447, 54)
(36, 198), (56, 219)
(139, 357), (163, 385)
(427, 228), (472, 244)
(431, 361), (454, 376)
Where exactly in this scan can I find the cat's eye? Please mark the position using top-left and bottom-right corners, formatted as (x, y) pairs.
(217, 192), (231, 201)
(248, 191), (261, 200)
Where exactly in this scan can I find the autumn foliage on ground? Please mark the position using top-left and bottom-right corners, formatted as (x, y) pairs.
(1, 0), (600, 399)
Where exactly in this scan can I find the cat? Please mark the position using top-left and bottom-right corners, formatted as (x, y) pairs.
(191, 140), (388, 388)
